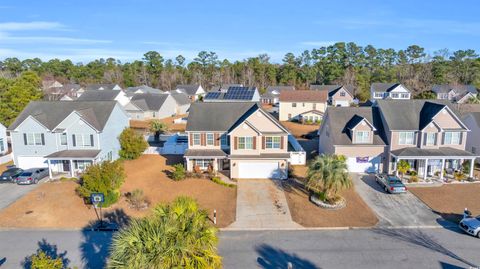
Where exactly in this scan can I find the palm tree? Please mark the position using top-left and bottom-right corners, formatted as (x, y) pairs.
(396, 160), (411, 179)
(306, 154), (352, 204)
(149, 120), (168, 142)
(108, 197), (221, 269)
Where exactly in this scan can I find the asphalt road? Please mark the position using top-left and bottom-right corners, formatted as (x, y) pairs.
(0, 228), (479, 269)
(0, 181), (42, 210)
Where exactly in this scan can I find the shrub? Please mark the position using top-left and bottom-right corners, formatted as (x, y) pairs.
(454, 171), (465, 181)
(29, 251), (64, 269)
(76, 160), (125, 207)
(211, 177), (235, 188)
(126, 189), (149, 210)
(409, 170), (417, 176)
(171, 164), (186, 181)
(408, 175), (419, 183)
(119, 128), (148, 160)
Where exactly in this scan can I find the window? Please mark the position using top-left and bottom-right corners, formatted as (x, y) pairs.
(288, 113), (292, 120)
(401, 93), (409, 98)
(192, 133), (201, 145)
(0, 138), (3, 152)
(374, 92), (384, 98)
(206, 133), (214, 146)
(238, 137), (253, 149)
(194, 159), (212, 170)
(292, 103), (297, 107)
(444, 132), (461, 145)
(313, 103), (316, 110)
(398, 132), (415, 145)
(221, 134), (229, 146)
(472, 147), (477, 154)
(425, 133), (436, 146)
(60, 133), (67, 145)
(340, 91), (346, 97)
(75, 134), (93, 147)
(265, 136), (281, 149)
(390, 93), (399, 98)
(25, 133), (44, 145)
(302, 103), (305, 107)
(355, 131), (370, 143)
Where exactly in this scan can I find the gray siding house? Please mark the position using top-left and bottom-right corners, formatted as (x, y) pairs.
(8, 101), (129, 178)
(125, 93), (177, 120)
(0, 123), (7, 155)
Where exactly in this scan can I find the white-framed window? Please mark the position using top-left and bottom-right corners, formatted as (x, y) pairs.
(75, 134), (93, 147)
(206, 133), (214, 146)
(220, 134), (228, 146)
(399, 132), (415, 145)
(238, 136), (253, 149)
(195, 159), (212, 170)
(425, 133), (436, 146)
(374, 92), (384, 98)
(25, 133), (43, 145)
(0, 138), (4, 152)
(444, 132), (461, 145)
(265, 136), (281, 149)
(401, 93), (410, 98)
(391, 93), (399, 98)
(60, 133), (67, 145)
(192, 133), (201, 145)
(292, 103), (297, 107)
(355, 131), (370, 143)
(340, 91), (346, 97)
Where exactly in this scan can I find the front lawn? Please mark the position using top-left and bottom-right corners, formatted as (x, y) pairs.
(0, 155), (236, 228)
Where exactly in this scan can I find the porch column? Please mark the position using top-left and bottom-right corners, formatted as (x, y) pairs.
(470, 158), (475, 178)
(440, 158), (445, 180)
(424, 158), (429, 180)
(213, 158), (218, 171)
(47, 159), (52, 179)
(69, 159), (74, 177)
(394, 158), (398, 176)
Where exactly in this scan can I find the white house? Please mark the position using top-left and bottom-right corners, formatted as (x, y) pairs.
(370, 83), (411, 102)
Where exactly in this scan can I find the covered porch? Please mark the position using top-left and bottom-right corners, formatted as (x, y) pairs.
(184, 149), (229, 174)
(390, 147), (477, 181)
(45, 150), (101, 179)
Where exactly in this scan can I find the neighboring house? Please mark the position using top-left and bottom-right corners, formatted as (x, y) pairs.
(175, 84), (205, 101)
(210, 84), (244, 92)
(77, 89), (130, 106)
(318, 100), (477, 179)
(8, 101), (129, 178)
(204, 87), (260, 102)
(125, 93), (177, 120)
(463, 112), (480, 163)
(44, 84), (84, 101)
(42, 79), (63, 90)
(0, 123), (7, 155)
(261, 86), (295, 105)
(85, 83), (122, 91)
(370, 83), (411, 102)
(169, 92), (191, 115)
(432, 84), (479, 103)
(310, 85), (354, 107)
(279, 90), (328, 121)
(185, 102), (293, 179)
(124, 85), (164, 98)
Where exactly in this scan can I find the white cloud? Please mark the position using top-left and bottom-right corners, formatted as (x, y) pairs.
(0, 21), (65, 31)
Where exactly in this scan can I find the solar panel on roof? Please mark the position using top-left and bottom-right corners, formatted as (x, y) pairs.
(205, 92), (221, 99)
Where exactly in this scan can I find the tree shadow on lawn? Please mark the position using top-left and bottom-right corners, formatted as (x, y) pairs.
(255, 244), (320, 269)
(163, 154), (184, 166)
(22, 239), (70, 269)
(373, 228), (477, 268)
(80, 208), (131, 269)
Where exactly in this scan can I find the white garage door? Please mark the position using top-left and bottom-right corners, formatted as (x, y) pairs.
(237, 162), (286, 179)
(17, 156), (48, 169)
(334, 100), (350, 107)
(346, 156), (380, 173)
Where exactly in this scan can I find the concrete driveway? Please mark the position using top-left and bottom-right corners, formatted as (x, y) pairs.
(353, 174), (447, 228)
(228, 179), (301, 229)
(0, 182), (43, 210)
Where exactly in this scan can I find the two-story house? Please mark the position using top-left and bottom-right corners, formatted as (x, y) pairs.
(0, 123), (7, 155)
(279, 90), (328, 121)
(261, 85), (295, 105)
(204, 86), (260, 102)
(370, 83), (411, 102)
(432, 84), (478, 103)
(85, 83), (122, 91)
(124, 93), (177, 120)
(463, 112), (480, 163)
(175, 84), (205, 102)
(310, 84), (354, 107)
(8, 101), (129, 178)
(318, 100), (477, 179)
(185, 102), (292, 179)
(77, 89), (130, 107)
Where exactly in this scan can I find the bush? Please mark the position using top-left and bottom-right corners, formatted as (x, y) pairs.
(29, 251), (64, 269)
(171, 163), (186, 181)
(408, 176), (419, 183)
(454, 171), (465, 181)
(119, 128), (148, 160)
(126, 189), (149, 210)
(76, 160), (125, 207)
(211, 177), (235, 188)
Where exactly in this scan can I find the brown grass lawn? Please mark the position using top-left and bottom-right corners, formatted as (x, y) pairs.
(409, 184), (480, 223)
(0, 161), (14, 173)
(0, 155), (236, 228)
(130, 114), (187, 133)
(280, 121), (319, 138)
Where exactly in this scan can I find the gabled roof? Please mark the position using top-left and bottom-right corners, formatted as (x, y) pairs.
(85, 84), (120, 91)
(130, 93), (170, 111)
(465, 112), (480, 127)
(8, 101), (118, 131)
(170, 92), (190, 106)
(345, 115), (376, 131)
(175, 84), (201, 96)
(310, 84), (353, 98)
(279, 90), (328, 102)
(77, 90), (120, 101)
(371, 83), (409, 93)
(204, 87), (258, 101)
(124, 85), (163, 96)
(186, 102), (258, 131)
(432, 84), (478, 94)
(266, 85), (295, 92)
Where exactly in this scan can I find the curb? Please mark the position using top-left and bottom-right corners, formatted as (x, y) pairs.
(219, 224), (457, 232)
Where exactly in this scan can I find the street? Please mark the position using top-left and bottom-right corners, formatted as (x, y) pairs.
(0, 227), (478, 269)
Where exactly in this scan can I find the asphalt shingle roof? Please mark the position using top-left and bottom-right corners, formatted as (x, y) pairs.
(432, 84), (478, 94)
(310, 84), (353, 97)
(170, 93), (190, 106)
(77, 90), (120, 101)
(85, 84), (120, 91)
(279, 90), (328, 102)
(131, 93), (170, 111)
(391, 147), (475, 157)
(175, 84), (201, 96)
(371, 83), (409, 93)
(186, 102), (259, 131)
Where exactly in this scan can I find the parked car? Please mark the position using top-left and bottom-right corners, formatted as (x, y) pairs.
(0, 167), (24, 183)
(375, 174), (407, 194)
(16, 168), (48, 185)
(459, 208), (480, 238)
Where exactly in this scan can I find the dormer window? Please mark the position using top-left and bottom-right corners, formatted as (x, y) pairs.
(340, 91), (346, 97)
(444, 132), (461, 145)
(425, 133), (436, 146)
(354, 131), (370, 143)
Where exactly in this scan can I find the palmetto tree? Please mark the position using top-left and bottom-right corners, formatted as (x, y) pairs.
(149, 120), (168, 142)
(396, 160), (411, 179)
(108, 197), (221, 269)
(306, 154), (352, 203)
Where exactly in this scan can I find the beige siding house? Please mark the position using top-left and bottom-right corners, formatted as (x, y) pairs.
(463, 112), (480, 163)
(310, 85), (354, 107)
(279, 91), (328, 121)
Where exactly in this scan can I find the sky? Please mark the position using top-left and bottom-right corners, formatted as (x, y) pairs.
(0, 0), (479, 63)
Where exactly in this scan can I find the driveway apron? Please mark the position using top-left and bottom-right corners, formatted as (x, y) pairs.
(228, 179), (301, 229)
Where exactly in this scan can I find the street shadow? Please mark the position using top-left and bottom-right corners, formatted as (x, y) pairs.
(80, 209), (130, 269)
(22, 239), (70, 269)
(255, 244), (320, 269)
(433, 210), (464, 224)
(439, 261), (465, 269)
(373, 228), (477, 268)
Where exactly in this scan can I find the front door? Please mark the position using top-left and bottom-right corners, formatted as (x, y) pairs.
(62, 160), (70, 172)
(221, 159), (230, 170)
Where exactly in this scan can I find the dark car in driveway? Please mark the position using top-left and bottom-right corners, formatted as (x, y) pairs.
(0, 168), (24, 183)
(16, 168), (48, 185)
(375, 174), (407, 194)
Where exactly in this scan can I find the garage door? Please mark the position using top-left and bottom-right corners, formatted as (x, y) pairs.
(334, 100), (350, 107)
(237, 162), (286, 179)
(17, 156), (48, 169)
(346, 156), (380, 173)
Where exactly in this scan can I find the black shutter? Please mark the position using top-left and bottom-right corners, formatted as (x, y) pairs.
(23, 133), (27, 145)
(72, 134), (76, 147)
(90, 134), (94, 146)
(41, 134), (45, 145)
